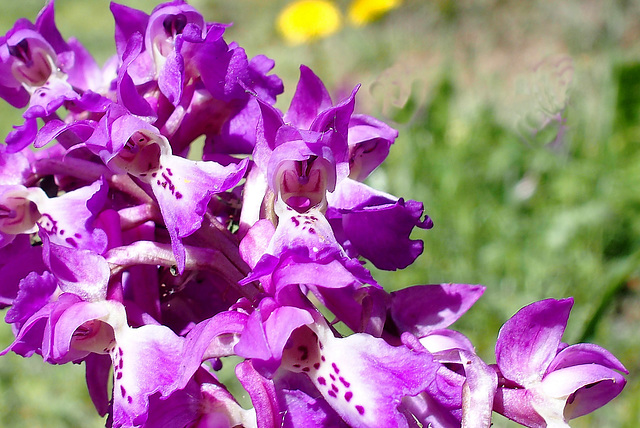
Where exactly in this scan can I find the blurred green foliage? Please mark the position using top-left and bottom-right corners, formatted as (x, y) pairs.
(1, 0), (640, 427)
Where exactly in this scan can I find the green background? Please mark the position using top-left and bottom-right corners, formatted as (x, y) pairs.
(1, 0), (639, 426)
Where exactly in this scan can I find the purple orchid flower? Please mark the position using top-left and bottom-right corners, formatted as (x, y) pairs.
(235, 297), (439, 427)
(493, 298), (628, 427)
(252, 65), (356, 211)
(145, 365), (258, 428)
(110, 1), (283, 157)
(0, 177), (108, 253)
(0, 2), (630, 427)
(3, 275), (249, 427)
(86, 106), (248, 272)
(0, 1), (106, 152)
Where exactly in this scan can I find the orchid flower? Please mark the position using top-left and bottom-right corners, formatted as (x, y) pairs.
(493, 298), (628, 427)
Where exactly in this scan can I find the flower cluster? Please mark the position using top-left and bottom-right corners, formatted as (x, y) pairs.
(0, 2), (627, 428)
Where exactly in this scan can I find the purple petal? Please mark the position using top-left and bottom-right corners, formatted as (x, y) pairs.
(282, 322), (437, 428)
(547, 342), (628, 374)
(5, 271), (57, 324)
(116, 32), (155, 118)
(173, 310), (249, 389)
(0, 148), (31, 184)
(195, 30), (250, 102)
(33, 0), (68, 54)
(235, 303), (314, 375)
(542, 364), (627, 420)
(347, 114), (397, 181)
(158, 39), (184, 105)
(37, 177), (108, 253)
(328, 179), (433, 270)
(285, 65), (333, 130)
(419, 329), (475, 354)
(5, 116), (38, 153)
(109, 322), (185, 427)
(493, 387), (547, 428)
(41, 233), (109, 302)
(495, 298), (573, 386)
(391, 283), (485, 336)
(110, 2), (149, 59)
(278, 385), (350, 428)
(0, 236), (45, 308)
(237, 360), (283, 428)
(49, 298), (113, 363)
(150, 155), (248, 272)
(85, 353), (112, 417)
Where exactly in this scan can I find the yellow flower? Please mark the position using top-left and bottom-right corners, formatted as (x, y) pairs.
(277, 0), (342, 45)
(348, 0), (402, 26)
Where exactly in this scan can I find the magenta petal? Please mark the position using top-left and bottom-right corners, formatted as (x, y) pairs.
(495, 298), (573, 386)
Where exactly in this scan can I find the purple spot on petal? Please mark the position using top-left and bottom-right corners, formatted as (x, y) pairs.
(298, 345), (309, 360)
(293, 364), (301, 368)
(318, 377), (326, 385)
(332, 363), (340, 374)
(321, 355), (326, 361)
(345, 391), (353, 402)
(328, 390), (337, 398)
(340, 377), (350, 387)
(116, 372), (122, 379)
(308, 228), (316, 234)
(356, 405), (365, 415)
(120, 385), (126, 398)
(331, 384), (339, 392)
(127, 395), (133, 404)
(119, 359), (123, 370)
(175, 192), (183, 199)
(314, 363), (320, 370)
(65, 237), (78, 247)
(291, 217), (300, 227)
(302, 367), (310, 372)
(330, 374), (336, 381)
